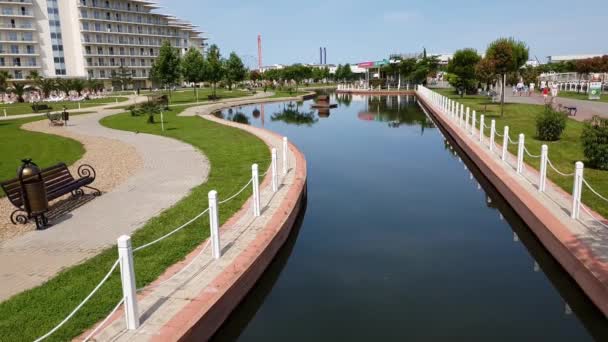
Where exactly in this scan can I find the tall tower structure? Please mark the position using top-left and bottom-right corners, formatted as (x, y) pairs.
(258, 34), (263, 70)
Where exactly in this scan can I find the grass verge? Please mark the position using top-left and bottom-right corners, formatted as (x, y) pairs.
(437, 89), (608, 218)
(0, 107), (270, 341)
(0, 117), (85, 193)
(0, 97), (129, 116)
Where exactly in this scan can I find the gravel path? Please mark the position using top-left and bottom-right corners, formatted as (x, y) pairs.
(0, 120), (142, 241)
(0, 108), (209, 301)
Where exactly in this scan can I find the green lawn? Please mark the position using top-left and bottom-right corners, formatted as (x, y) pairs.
(269, 90), (311, 99)
(0, 108), (270, 341)
(558, 91), (608, 103)
(0, 97), (129, 116)
(0, 117), (85, 194)
(437, 89), (608, 218)
(156, 88), (251, 105)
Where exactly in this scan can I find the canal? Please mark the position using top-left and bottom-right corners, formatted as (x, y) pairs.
(210, 93), (607, 341)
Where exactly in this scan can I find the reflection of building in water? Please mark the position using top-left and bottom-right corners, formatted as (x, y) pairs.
(357, 95), (435, 133)
(317, 107), (331, 118)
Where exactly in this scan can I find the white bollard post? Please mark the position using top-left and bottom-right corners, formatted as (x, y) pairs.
(3, 109), (6, 117)
(460, 104), (464, 126)
(471, 111), (476, 136)
(571, 162), (584, 219)
(160, 111), (164, 132)
(479, 115), (485, 143)
(517, 134), (525, 174)
(271, 148), (278, 192)
(502, 126), (509, 161)
(78, 102), (81, 110)
(282, 137), (288, 175)
(539, 145), (548, 192)
(251, 164), (260, 217)
(465, 107), (470, 131)
(208, 191), (221, 259)
(490, 120), (496, 152)
(117, 235), (140, 330)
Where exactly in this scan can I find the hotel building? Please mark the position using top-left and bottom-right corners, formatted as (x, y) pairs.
(0, 0), (205, 88)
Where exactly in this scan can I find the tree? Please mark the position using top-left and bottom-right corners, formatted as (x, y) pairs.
(486, 37), (529, 116)
(181, 48), (205, 98)
(342, 64), (353, 81)
(447, 48), (481, 97)
(55, 78), (73, 95)
(335, 64), (343, 81)
(282, 64), (312, 90)
(26, 71), (42, 82)
(111, 65), (134, 91)
(398, 58), (417, 85)
(71, 79), (85, 96)
(475, 57), (496, 90)
(249, 70), (261, 82)
(520, 65), (539, 85)
(10, 82), (28, 102)
(0, 71), (10, 92)
(34, 78), (56, 98)
(86, 78), (104, 94)
(203, 44), (225, 99)
(149, 40), (181, 91)
(224, 52), (247, 90)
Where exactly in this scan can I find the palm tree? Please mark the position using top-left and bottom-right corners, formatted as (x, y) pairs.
(71, 79), (85, 97)
(26, 71), (42, 82)
(34, 78), (56, 99)
(55, 78), (73, 96)
(0, 71), (11, 93)
(86, 78), (104, 94)
(10, 82), (28, 103)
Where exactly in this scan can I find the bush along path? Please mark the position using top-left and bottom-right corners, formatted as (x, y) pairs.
(437, 89), (608, 219)
(0, 107), (270, 341)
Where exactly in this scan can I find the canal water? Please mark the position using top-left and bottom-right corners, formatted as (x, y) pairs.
(210, 93), (607, 341)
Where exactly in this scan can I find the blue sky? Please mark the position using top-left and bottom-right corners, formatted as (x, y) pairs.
(157, 0), (607, 67)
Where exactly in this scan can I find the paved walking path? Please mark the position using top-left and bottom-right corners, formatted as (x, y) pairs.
(506, 93), (608, 121)
(87, 113), (304, 341)
(0, 108), (208, 301)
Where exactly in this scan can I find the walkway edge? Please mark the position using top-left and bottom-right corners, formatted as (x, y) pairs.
(154, 114), (308, 341)
(417, 93), (608, 317)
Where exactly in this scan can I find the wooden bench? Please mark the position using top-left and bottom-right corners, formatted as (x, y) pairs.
(564, 106), (578, 116)
(1, 163), (100, 226)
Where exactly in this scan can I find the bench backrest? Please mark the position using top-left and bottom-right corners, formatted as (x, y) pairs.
(0, 163), (75, 208)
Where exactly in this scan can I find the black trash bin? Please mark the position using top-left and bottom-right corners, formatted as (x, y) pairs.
(18, 159), (49, 229)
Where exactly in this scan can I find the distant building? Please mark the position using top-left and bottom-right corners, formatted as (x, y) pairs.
(0, 0), (206, 88)
(547, 54), (605, 63)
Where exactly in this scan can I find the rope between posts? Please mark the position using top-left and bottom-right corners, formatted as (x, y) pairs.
(524, 147), (541, 158)
(580, 205), (608, 229)
(83, 297), (125, 342)
(508, 136), (518, 145)
(133, 208), (210, 253)
(583, 179), (608, 203)
(546, 158), (575, 177)
(219, 179), (253, 205)
(495, 130), (503, 137)
(34, 259), (121, 342)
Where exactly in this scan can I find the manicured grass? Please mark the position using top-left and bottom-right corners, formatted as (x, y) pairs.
(0, 97), (129, 116)
(157, 88), (251, 105)
(269, 90), (311, 99)
(0, 116), (85, 195)
(0, 108), (270, 341)
(558, 91), (608, 103)
(437, 89), (608, 218)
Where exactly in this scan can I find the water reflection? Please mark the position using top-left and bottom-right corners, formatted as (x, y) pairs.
(213, 107), (251, 125)
(432, 105), (608, 341)
(271, 102), (318, 126)
(358, 96), (436, 132)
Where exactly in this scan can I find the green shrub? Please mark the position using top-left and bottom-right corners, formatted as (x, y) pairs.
(536, 106), (567, 141)
(581, 116), (608, 170)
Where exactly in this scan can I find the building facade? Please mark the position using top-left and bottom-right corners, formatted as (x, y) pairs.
(0, 0), (205, 88)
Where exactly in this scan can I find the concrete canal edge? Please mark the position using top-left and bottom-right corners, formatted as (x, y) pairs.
(153, 106), (308, 341)
(416, 93), (608, 317)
